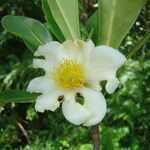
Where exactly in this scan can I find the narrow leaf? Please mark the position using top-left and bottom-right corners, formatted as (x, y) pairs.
(86, 11), (98, 44)
(1, 15), (52, 52)
(47, 0), (81, 40)
(97, 0), (146, 48)
(0, 90), (40, 104)
(42, 0), (65, 42)
(127, 32), (150, 59)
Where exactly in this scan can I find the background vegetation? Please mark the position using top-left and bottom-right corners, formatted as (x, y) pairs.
(0, 0), (149, 149)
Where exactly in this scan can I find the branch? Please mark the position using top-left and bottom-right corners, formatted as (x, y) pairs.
(91, 124), (100, 150)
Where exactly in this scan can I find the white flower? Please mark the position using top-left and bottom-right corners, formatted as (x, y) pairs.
(27, 40), (126, 126)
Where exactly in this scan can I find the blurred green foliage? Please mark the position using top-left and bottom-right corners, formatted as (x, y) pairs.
(0, 0), (150, 149)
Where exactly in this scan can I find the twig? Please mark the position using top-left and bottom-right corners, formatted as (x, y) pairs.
(91, 124), (100, 150)
(17, 122), (31, 145)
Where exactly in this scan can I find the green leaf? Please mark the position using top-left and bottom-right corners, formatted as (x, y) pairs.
(42, 0), (65, 42)
(97, 0), (146, 47)
(86, 11), (98, 44)
(1, 15), (52, 52)
(127, 32), (150, 59)
(0, 90), (40, 104)
(47, 0), (81, 40)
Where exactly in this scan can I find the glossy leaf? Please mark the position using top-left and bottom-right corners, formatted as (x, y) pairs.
(98, 0), (147, 48)
(1, 15), (52, 52)
(47, 0), (81, 40)
(0, 90), (40, 104)
(42, 0), (65, 42)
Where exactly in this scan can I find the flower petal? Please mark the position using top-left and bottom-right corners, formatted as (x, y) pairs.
(35, 91), (60, 112)
(88, 45), (126, 81)
(79, 88), (106, 126)
(61, 39), (95, 63)
(33, 59), (53, 74)
(87, 45), (126, 93)
(27, 76), (55, 94)
(62, 93), (91, 125)
(105, 77), (120, 94)
(34, 41), (61, 59)
(86, 81), (102, 92)
(34, 41), (67, 69)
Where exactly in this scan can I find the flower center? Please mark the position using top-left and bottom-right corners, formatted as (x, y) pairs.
(52, 59), (85, 90)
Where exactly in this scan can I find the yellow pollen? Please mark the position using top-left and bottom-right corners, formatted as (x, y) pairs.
(52, 59), (85, 90)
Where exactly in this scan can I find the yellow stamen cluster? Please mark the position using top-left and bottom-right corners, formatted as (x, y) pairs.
(52, 59), (85, 90)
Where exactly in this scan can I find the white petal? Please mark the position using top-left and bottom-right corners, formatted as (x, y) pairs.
(86, 39), (95, 50)
(106, 77), (120, 94)
(79, 88), (107, 126)
(34, 41), (61, 59)
(86, 81), (102, 92)
(27, 76), (55, 94)
(62, 93), (91, 125)
(35, 91), (60, 112)
(87, 45), (126, 81)
(33, 59), (53, 74)
(79, 39), (95, 55)
(61, 39), (95, 63)
(34, 41), (67, 67)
